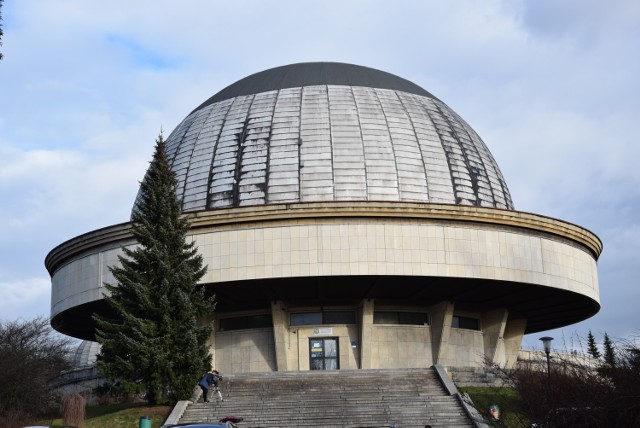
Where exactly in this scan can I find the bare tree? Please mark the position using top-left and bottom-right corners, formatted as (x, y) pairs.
(0, 316), (74, 425)
(485, 333), (640, 427)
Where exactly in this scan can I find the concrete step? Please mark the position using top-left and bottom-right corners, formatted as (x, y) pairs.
(178, 368), (473, 427)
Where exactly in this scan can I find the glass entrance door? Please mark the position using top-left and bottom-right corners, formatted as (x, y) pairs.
(309, 337), (339, 370)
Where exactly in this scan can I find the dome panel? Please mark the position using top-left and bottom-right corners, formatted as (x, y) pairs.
(72, 340), (100, 368)
(136, 63), (514, 212)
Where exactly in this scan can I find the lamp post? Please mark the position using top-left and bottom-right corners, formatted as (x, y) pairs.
(539, 336), (553, 380)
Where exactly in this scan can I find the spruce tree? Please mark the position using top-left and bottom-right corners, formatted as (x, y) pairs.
(587, 330), (601, 360)
(95, 134), (215, 404)
(603, 332), (616, 367)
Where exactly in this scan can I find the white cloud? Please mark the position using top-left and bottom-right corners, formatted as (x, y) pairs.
(1, 0), (638, 343)
(0, 277), (51, 321)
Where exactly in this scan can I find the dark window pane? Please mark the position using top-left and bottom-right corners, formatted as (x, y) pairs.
(374, 311), (428, 325)
(452, 316), (479, 330)
(461, 317), (479, 330)
(292, 311), (356, 325)
(373, 312), (398, 324)
(219, 317), (246, 331)
(398, 312), (428, 325)
(323, 311), (356, 324)
(219, 315), (273, 331)
(291, 312), (322, 326)
(246, 314), (273, 329)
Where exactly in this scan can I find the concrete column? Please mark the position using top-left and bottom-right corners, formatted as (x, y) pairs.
(359, 299), (374, 369)
(503, 318), (527, 369)
(429, 301), (454, 365)
(202, 313), (217, 369)
(481, 309), (509, 365)
(271, 300), (289, 371)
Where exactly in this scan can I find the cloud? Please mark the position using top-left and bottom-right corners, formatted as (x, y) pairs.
(0, 131), (149, 286)
(0, 277), (51, 322)
(521, 0), (640, 42)
(1, 0), (638, 344)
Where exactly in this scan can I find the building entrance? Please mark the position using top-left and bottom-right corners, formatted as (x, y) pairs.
(309, 337), (339, 370)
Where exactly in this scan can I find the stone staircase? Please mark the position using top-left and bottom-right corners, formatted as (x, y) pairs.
(178, 368), (474, 427)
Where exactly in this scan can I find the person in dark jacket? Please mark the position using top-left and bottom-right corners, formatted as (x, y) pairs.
(199, 370), (223, 402)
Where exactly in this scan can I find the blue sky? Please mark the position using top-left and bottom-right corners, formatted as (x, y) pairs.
(1, 0), (639, 351)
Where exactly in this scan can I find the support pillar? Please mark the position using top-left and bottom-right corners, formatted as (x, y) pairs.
(481, 309), (509, 365)
(429, 301), (454, 365)
(271, 300), (289, 371)
(202, 313), (217, 369)
(359, 298), (374, 369)
(503, 318), (527, 368)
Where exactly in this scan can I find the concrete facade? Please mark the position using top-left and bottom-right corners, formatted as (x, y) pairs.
(47, 203), (600, 373)
(45, 63), (602, 374)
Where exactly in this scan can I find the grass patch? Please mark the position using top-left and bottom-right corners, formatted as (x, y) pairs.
(460, 386), (531, 427)
(39, 402), (171, 428)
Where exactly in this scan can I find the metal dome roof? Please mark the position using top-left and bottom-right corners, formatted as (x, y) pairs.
(192, 62), (438, 112)
(139, 62), (513, 212)
(72, 340), (100, 368)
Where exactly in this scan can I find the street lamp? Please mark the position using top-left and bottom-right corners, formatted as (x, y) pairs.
(539, 336), (554, 377)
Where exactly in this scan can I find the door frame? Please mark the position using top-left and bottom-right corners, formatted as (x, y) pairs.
(309, 337), (340, 370)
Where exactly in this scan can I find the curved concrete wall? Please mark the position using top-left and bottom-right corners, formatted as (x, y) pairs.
(192, 220), (598, 301)
(51, 246), (126, 318)
(48, 203), (600, 322)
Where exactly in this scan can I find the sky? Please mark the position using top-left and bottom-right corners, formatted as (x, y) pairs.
(1, 0), (639, 352)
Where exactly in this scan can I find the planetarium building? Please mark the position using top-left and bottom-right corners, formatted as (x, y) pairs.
(46, 62), (601, 373)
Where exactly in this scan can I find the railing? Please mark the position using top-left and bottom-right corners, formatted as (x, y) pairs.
(517, 349), (599, 368)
